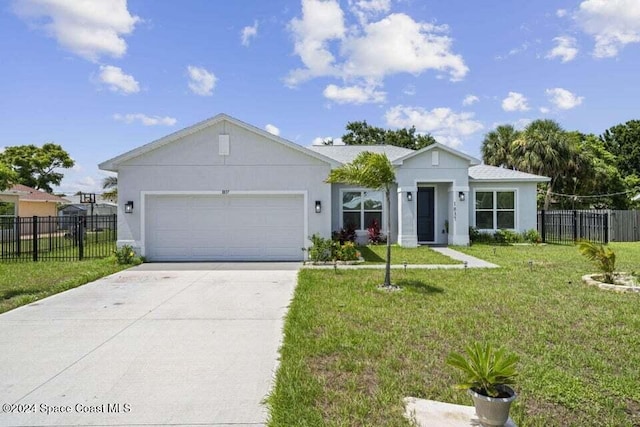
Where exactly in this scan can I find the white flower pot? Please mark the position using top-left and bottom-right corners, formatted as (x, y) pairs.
(468, 385), (517, 426)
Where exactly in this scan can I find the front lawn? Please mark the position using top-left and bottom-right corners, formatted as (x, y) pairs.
(358, 244), (460, 265)
(0, 258), (133, 314)
(267, 243), (640, 426)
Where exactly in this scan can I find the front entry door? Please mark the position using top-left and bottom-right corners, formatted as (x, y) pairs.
(417, 187), (435, 242)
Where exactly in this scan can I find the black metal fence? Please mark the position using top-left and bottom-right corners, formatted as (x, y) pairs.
(538, 210), (609, 245)
(0, 215), (117, 262)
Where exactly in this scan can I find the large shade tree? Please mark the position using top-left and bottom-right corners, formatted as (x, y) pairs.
(341, 120), (437, 150)
(326, 152), (396, 287)
(0, 143), (74, 193)
(480, 124), (519, 169)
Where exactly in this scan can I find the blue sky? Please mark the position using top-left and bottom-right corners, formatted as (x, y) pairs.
(1, 0), (639, 195)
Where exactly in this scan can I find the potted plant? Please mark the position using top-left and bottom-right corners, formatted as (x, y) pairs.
(446, 342), (518, 426)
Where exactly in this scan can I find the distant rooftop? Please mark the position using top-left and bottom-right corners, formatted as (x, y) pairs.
(1, 184), (69, 203)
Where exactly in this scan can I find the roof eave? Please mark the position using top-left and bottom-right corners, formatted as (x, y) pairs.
(469, 177), (551, 183)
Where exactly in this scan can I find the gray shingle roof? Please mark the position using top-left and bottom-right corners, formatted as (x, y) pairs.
(469, 165), (550, 182)
(308, 144), (415, 163)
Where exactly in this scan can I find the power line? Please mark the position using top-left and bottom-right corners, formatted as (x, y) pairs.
(548, 189), (636, 199)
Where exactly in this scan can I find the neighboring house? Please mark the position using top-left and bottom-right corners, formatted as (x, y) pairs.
(0, 184), (69, 217)
(99, 113), (549, 262)
(59, 196), (117, 231)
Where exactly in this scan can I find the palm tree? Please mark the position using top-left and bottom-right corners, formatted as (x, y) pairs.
(326, 152), (396, 288)
(511, 120), (572, 210)
(102, 175), (117, 202)
(481, 125), (519, 168)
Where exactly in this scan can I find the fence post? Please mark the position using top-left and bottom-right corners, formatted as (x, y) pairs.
(78, 217), (84, 260)
(604, 213), (609, 244)
(32, 216), (38, 262)
(572, 210), (578, 243)
(540, 210), (546, 243)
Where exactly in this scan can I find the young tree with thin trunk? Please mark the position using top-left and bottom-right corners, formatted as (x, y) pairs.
(326, 152), (396, 287)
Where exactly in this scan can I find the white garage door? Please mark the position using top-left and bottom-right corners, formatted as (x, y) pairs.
(145, 194), (305, 261)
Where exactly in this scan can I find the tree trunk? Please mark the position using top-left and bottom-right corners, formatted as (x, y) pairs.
(544, 180), (554, 210)
(384, 186), (392, 287)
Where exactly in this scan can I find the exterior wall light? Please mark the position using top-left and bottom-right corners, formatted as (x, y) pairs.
(458, 191), (465, 202)
(315, 201), (321, 213)
(124, 201), (134, 214)
(407, 192), (413, 201)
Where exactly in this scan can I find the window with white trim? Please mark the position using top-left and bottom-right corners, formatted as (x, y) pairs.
(342, 190), (383, 230)
(475, 191), (515, 229)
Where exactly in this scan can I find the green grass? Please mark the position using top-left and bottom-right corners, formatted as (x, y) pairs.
(358, 244), (460, 265)
(267, 242), (640, 426)
(0, 258), (134, 314)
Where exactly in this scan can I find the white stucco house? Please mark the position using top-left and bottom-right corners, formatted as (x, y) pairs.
(99, 113), (549, 261)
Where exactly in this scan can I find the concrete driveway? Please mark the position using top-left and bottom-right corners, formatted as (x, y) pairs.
(0, 263), (300, 426)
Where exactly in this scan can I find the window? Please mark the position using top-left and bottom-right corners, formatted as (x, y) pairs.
(475, 191), (515, 229)
(342, 191), (383, 230)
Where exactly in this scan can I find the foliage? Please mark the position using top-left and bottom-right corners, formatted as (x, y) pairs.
(523, 229), (542, 244)
(601, 119), (640, 180)
(341, 120), (436, 150)
(332, 223), (356, 244)
(336, 241), (360, 261)
(0, 143), (74, 193)
(113, 244), (140, 265)
(102, 175), (118, 202)
(326, 151), (396, 287)
(367, 218), (384, 244)
(578, 240), (616, 283)
(447, 342), (519, 398)
(494, 229), (523, 244)
(308, 234), (336, 263)
(0, 162), (18, 191)
(481, 124), (519, 169)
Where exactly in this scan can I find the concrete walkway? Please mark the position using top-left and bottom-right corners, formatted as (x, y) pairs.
(0, 265), (297, 426)
(304, 247), (498, 270)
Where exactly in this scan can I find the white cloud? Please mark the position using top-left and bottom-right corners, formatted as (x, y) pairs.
(547, 36), (578, 62)
(286, 3), (468, 86)
(385, 105), (483, 148)
(513, 118), (532, 130)
(501, 92), (529, 112)
(350, 0), (391, 24)
(97, 65), (139, 94)
(265, 124), (280, 136)
(286, 0), (346, 86)
(187, 65), (216, 96)
(241, 21), (258, 46)
(540, 107), (551, 114)
(341, 14), (468, 82)
(323, 84), (386, 104)
(13, 0), (140, 62)
(312, 136), (343, 145)
(462, 94), (479, 106)
(545, 88), (584, 110)
(575, 0), (640, 58)
(113, 113), (177, 126)
(556, 9), (568, 18)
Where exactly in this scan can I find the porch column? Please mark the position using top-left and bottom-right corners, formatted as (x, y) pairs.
(449, 185), (470, 246)
(398, 186), (417, 247)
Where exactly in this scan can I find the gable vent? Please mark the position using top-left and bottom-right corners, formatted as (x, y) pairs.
(219, 134), (230, 156)
(432, 150), (439, 166)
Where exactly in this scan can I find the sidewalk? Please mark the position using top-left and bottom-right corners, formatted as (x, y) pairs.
(303, 247), (498, 270)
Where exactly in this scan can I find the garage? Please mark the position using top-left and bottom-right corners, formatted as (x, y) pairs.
(145, 194), (305, 261)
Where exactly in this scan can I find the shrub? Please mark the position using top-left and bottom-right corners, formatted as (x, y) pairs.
(469, 226), (494, 244)
(578, 240), (616, 283)
(337, 241), (360, 261)
(113, 245), (139, 265)
(523, 229), (542, 244)
(494, 229), (523, 244)
(367, 218), (383, 244)
(332, 224), (356, 244)
(308, 234), (337, 263)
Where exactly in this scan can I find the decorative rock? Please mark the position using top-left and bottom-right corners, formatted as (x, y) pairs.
(581, 273), (640, 293)
(404, 397), (517, 427)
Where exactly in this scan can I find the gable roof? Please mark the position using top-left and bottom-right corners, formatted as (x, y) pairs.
(2, 184), (69, 203)
(99, 113), (339, 171)
(392, 142), (481, 166)
(469, 165), (550, 182)
(308, 144), (414, 164)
